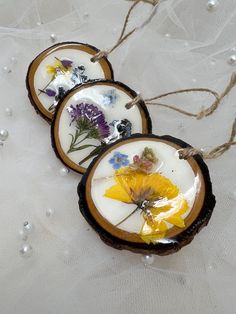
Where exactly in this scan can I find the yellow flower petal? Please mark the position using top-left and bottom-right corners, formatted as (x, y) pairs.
(46, 65), (56, 74)
(104, 167), (189, 243)
(104, 183), (132, 203)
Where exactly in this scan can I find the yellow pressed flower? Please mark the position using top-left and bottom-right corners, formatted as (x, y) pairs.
(104, 167), (189, 244)
(46, 59), (71, 75)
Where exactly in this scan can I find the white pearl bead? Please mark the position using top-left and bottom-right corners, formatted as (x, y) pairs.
(164, 33), (171, 38)
(23, 221), (34, 234)
(2, 66), (11, 73)
(10, 56), (17, 64)
(50, 33), (57, 43)
(19, 229), (28, 241)
(5, 107), (13, 116)
(46, 208), (55, 218)
(192, 78), (197, 83)
(228, 55), (236, 66)
(141, 254), (154, 266)
(206, 0), (219, 11)
(0, 129), (9, 141)
(59, 167), (69, 176)
(19, 243), (33, 258)
(230, 47), (236, 53)
(208, 262), (217, 271)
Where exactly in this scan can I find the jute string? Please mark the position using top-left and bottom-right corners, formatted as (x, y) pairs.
(91, 0), (160, 63)
(126, 72), (236, 119)
(178, 117), (236, 160)
(126, 73), (236, 160)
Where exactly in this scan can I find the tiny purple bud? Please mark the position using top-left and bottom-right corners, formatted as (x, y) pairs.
(61, 59), (73, 68)
(45, 88), (56, 97)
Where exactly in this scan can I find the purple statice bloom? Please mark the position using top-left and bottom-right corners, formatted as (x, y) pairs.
(67, 103), (110, 139)
(61, 59), (73, 68)
(45, 88), (56, 97)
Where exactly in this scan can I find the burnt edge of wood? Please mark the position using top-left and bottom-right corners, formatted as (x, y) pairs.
(51, 79), (152, 175)
(25, 41), (114, 124)
(77, 133), (216, 255)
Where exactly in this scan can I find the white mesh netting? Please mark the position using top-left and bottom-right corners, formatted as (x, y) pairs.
(0, 0), (235, 313)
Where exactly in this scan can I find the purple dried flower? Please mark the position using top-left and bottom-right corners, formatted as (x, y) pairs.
(68, 103), (110, 139)
(61, 59), (73, 68)
(45, 88), (56, 97)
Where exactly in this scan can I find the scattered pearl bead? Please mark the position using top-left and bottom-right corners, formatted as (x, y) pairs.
(0, 129), (9, 141)
(141, 254), (154, 266)
(50, 33), (57, 43)
(2, 66), (11, 73)
(59, 167), (69, 176)
(228, 55), (236, 66)
(192, 78), (197, 83)
(19, 243), (33, 258)
(206, 0), (219, 11)
(46, 208), (55, 218)
(10, 56), (17, 64)
(5, 107), (13, 117)
(36, 21), (42, 26)
(19, 229), (28, 241)
(208, 262), (217, 271)
(210, 59), (216, 66)
(23, 221), (34, 235)
(164, 33), (171, 38)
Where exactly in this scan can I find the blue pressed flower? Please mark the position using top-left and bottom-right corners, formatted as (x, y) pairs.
(109, 152), (129, 170)
(102, 89), (118, 106)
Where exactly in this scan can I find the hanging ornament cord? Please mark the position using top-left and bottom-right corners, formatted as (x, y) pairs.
(126, 73), (236, 160)
(91, 0), (161, 62)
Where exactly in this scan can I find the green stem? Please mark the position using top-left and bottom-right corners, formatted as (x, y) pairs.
(67, 144), (97, 154)
(115, 206), (140, 227)
(67, 130), (86, 153)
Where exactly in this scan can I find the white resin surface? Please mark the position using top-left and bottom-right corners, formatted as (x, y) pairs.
(58, 84), (144, 168)
(34, 47), (107, 111)
(91, 140), (200, 233)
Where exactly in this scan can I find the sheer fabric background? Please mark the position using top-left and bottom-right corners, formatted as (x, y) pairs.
(0, 0), (235, 313)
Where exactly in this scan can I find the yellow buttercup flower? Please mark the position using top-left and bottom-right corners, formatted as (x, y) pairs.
(104, 167), (188, 244)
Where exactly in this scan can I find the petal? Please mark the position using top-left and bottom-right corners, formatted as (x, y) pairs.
(122, 159), (129, 166)
(104, 183), (132, 203)
(109, 158), (115, 164)
(113, 163), (121, 170)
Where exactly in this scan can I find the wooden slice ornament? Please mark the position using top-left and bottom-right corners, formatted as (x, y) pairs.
(26, 42), (114, 122)
(78, 134), (216, 255)
(51, 80), (152, 174)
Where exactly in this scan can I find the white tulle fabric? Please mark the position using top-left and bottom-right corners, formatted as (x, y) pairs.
(0, 0), (236, 313)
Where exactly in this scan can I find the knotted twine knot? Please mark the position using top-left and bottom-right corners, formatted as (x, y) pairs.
(90, 0), (160, 63)
(91, 50), (109, 63)
(178, 117), (236, 160)
(125, 94), (143, 109)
